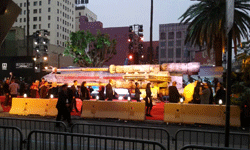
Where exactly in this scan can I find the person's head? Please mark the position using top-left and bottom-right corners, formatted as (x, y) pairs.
(146, 83), (151, 88)
(41, 78), (45, 82)
(203, 82), (209, 88)
(11, 79), (15, 83)
(5, 78), (9, 84)
(172, 81), (177, 86)
(217, 82), (221, 87)
(109, 79), (113, 84)
(81, 81), (86, 87)
(35, 80), (39, 85)
(135, 82), (139, 87)
(73, 80), (77, 86)
(61, 84), (68, 91)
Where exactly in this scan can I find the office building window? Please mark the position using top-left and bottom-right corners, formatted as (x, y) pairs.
(160, 49), (166, 58)
(57, 40), (59, 45)
(39, 8), (41, 13)
(48, 15), (51, 20)
(176, 48), (181, 58)
(20, 3), (22, 7)
(39, 24), (41, 29)
(24, 18), (26, 22)
(168, 41), (174, 47)
(48, 0), (51, 4)
(176, 31), (182, 38)
(57, 32), (59, 37)
(34, 1), (37, 6)
(160, 42), (165, 47)
(48, 23), (50, 28)
(24, 3), (26, 7)
(33, 24), (37, 29)
(20, 11), (22, 15)
(33, 17), (37, 21)
(57, 24), (59, 29)
(168, 32), (174, 39)
(79, 12), (81, 16)
(176, 40), (182, 46)
(39, 16), (41, 21)
(24, 10), (26, 14)
(160, 32), (166, 40)
(39, 1), (42, 6)
(33, 9), (37, 14)
(48, 7), (51, 12)
(57, 1), (59, 6)
(57, 9), (59, 14)
(168, 48), (173, 58)
(20, 18), (22, 22)
(57, 17), (59, 21)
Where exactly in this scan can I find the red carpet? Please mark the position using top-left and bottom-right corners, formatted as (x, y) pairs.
(0, 96), (165, 121)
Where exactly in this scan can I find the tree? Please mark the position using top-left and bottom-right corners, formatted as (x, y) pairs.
(64, 30), (117, 67)
(179, 0), (250, 66)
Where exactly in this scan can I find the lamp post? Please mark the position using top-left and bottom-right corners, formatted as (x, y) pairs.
(149, 0), (153, 64)
(26, 0), (30, 56)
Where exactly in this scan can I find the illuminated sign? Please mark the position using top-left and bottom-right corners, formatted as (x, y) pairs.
(2, 63), (7, 70)
(16, 63), (33, 69)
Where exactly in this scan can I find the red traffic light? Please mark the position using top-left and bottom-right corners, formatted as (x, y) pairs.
(128, 54), (133, 60)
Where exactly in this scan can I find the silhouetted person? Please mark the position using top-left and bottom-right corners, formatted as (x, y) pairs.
(56, 84), (72, 127)
(106, 79), (113, 101)
(40, 81), (49, 98)
(3, 78), (10, 106)
(80, 81), (90, 100)
(71, 80), (79, 112)
(98, 85), (105, 100)
(169, 81), (182, 103)
(145, 83), (153, 117)
(135, 82), (141, 102)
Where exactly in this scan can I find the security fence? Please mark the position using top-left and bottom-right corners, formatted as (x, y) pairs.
(0, 125), (23, 150)
(174, 129), (250, 150)
(71, 122), (170, 150)
(27, 130), (167, 150)
(180, 145), (249, 150)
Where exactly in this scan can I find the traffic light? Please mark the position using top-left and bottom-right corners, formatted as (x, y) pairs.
(139, 25), (143, 32)
(129, 26), (133, 32)
(139, 33), (144, 41)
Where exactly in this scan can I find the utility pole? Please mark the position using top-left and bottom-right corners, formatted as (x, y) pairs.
(26, 0), (30, 56)
(149, 0), (153, 64)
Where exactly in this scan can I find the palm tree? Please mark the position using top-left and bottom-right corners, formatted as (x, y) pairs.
(179, 0), (250, 66)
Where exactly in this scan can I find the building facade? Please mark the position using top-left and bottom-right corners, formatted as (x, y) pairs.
(79, 16), (130, 66)
(75, 6), (97, 31)
(141, 41), (159, 64)
(159, 23), (200, 64)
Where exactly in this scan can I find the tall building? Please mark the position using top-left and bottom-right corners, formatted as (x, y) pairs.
(159, 23), (200, 64)
(141, 41), (159, 64)
(75, 6), (97, 31)
(12, 0), (76, 48)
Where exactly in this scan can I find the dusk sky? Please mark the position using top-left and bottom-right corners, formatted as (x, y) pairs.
(86, 0), (197, 41)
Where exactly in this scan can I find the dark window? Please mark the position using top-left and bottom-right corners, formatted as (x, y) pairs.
(24, 10), (26, 14)
(33, 24), (37, 29)
(176, 48), (181, 58)
(160, 32), (166, 40)
(48, 23), (50, 28)
(168, 32), (174, 39)
(57, 9), (59, 14)
(168, 48), (173, 58)
(176, 40), (181, 46)
(48, 7), (51, 12)
(39, 24), (41, 29)
(160, 48), (166, 58)
(168, 41), (174, 47)
(33, 9), (37, 14)
(57, 32), (59, 37)
(34, 1), (37, 6)
(20, 3), (22, 7)
(176, 31), (182, 38)
(57, 24), (59, 29)
(33, 17), (37, 21)
(48, 0), (51, 4)
(160, 42), (165, 47)
(24, 18), (26, 22)
(79, 12), (81, 16)
(39, 9), (41, 13)
(57, 1), (59, 6)
(20, 18), (22, 22)
(39, 1), (42, 6)
(155, 46), (159, 59)
(39, 16), (41, 21)
(24, 3), (26, 7)
(48, 15), (51, 20)
(57, 17), (59, 21)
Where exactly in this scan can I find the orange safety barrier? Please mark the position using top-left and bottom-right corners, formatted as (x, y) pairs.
(164, 103), (241, 127)
(81, 100), (145, 121)
(9, 98), (26, 115)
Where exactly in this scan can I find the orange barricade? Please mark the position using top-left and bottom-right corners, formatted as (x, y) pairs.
(9, 98), (26, 115)
(81, 100), (98, 118)
(164, 103), (241, 127)
(128, 101), (145, 121)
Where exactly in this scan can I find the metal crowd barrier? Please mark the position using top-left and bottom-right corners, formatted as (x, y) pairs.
(180, 145), (249, 150)
(0, 125), (23, 150)
(0, 117), (67, 139)
(71, 122), (170, 150)
(27, 130), (167, 150)
(174, 129), (250, 150)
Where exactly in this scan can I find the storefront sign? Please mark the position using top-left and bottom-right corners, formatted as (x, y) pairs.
(16, 63), (33, 69)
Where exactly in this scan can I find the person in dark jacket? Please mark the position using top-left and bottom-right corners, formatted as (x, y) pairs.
(215, 83), (226, 104)
(135, 82), (141, 102)
(106, 79), (114, 101)
(168, 81), (182, 103)
(40, 81), (49, 98)
(71, 80), (79, 112)
(80, 81), (90, 100)
(98, 85), (105, 100)
(145, 83), (153, 116)
(3, 78), (10, 106)
(56, 84), (72, 127)
(193, 81), (201, 104)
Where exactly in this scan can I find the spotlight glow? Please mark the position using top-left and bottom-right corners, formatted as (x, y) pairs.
(23, 93), (27, 98)
(180, 98), (184, 103)
(118, 96), (123, 100)
(128, 97), (131, 101)
(96, 96), (99, 100)
(219, 99), (223, 105)
(50, 94), (54, 99)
